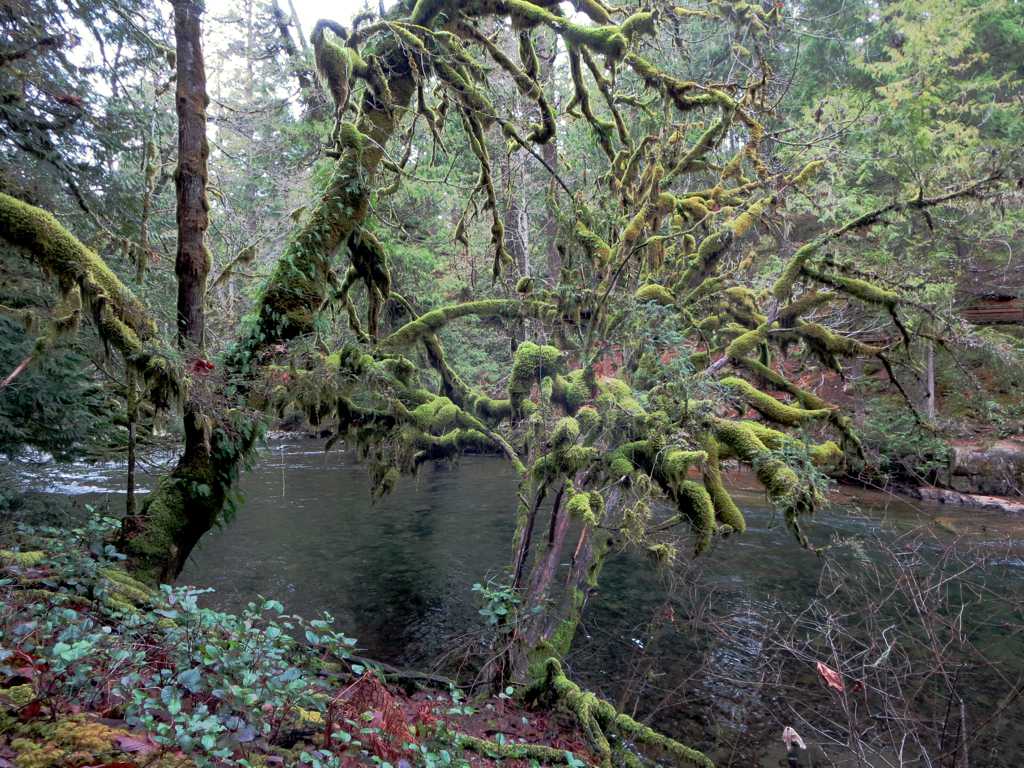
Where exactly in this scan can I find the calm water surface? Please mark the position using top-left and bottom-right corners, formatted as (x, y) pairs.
(20, 440), (1024, 765)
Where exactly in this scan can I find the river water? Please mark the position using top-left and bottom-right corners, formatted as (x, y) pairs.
(14, 440), (1024, 766)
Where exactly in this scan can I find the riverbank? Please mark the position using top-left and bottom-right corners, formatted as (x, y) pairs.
(0, 519), (597, 768)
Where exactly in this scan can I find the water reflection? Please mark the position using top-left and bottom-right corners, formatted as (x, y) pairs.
(16, 440), (1024, 764)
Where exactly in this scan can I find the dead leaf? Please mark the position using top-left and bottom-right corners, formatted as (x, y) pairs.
(114, 734), (156, 755)
(783, 725), (806, 750)
(816, 661), (845, 692)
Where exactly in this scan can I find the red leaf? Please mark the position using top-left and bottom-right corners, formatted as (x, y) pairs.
(816, 661), (845, 692)
(188, 357), (216, 374)
(18, 700), (42, 722)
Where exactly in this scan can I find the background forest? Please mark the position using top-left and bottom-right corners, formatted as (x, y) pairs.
(1, 0), (1023, 766)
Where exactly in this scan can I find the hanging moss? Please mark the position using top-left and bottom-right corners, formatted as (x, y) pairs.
(0, 193), (179, 406)
(551, 416), (580, 448)
(674, 480), (716, 554)
(701, 436), (746, 532)
(312, 22), (367, 114)
(575, 219), (613, 265)
(646, 542), (678, 566)
(532, 445), (599, 483)
(516, 276), (534, 293)
(566, 490), (601, 526)
(711, 418), (801, 508)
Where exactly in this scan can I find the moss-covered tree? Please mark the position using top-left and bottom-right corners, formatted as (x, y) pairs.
(0, 1), (1010, 764)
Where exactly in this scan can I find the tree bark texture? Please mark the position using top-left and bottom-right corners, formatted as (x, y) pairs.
(173, 0), (210, 350)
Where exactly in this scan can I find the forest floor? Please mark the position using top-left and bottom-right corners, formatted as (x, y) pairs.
(0, 521), (595, 768)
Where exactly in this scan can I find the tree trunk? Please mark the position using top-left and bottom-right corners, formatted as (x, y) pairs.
(125, 368), (138, 516)
(120, 0), (222, 584)
(926, 340), (936, 420)
(537, 32), (560, 280)
(507, 484), (618, 685)
(122, 1), (435, 583)
(173, 0), (210, 350)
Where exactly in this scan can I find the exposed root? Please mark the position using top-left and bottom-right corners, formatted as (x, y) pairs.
(530, 658), (714, 768)
(453, 732), (589, 765)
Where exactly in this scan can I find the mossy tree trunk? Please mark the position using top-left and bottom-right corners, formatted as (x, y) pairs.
(509, 485), (618, 686)
(121, 0), (222, 584)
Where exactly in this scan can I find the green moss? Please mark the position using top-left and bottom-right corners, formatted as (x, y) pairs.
(728, 195), (770, 238)
(535, 659), (714, 768)
(607, 449), (636, 478)
(771, 240), (817, 301)
(646, 542), (677, 566)
(98, 566), (156, 612)
(576, 405), (600, 432)
(533, 445), (599, 483)
(550, 370), (590, 414)
(620, 11), (655, 38)
(702, 437), (746, 532)
(453, 733), (580, 765)
(789, 159), (824, 186)
(575, 219), (612, 264)
(661, 448), (707, 481)
(712, 419), (801, 508)
(1, 684), (34, 709)
(510, 341), (563, 413)
(0, 550), (46, 567)
(597, 377), (644, 415)
(0, 193), (178, 405)
(635, 283), (675, 305)
(675, 480), (716, 554)
(383, 299), (538, 349)
(551, 416), (580, 448)
(725, 323), (767, 360)
(566, 491), (601, 526)
(809, 440), (843, 466)
(721, 376), (831, 425)
(411, 396), (460, 433)
(506, 0), (629, 59)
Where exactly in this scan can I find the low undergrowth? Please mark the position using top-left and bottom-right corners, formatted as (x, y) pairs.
(0, 517), (593, 768)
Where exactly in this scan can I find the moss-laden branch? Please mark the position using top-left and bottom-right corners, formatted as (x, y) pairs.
(531, 658), (714, 768)
(0, 193), (180, 406)
(771, 173), (1001, 302)
(452, 732), (591, 765)
(226, 5), (438, 370)
(380, 298), (550, 349)
(720, 375), (832, 426)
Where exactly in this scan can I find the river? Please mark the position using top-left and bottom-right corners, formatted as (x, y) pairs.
(13, 439), (1024, 766)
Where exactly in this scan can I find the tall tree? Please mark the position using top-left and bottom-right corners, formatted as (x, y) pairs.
(173, 0), (210, 349)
